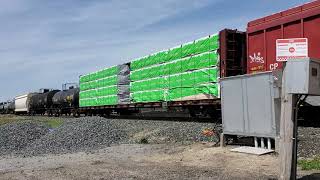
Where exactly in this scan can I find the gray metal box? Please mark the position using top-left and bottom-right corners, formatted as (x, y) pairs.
(285, 58), (320, 95)
(220, 72), (281, 138)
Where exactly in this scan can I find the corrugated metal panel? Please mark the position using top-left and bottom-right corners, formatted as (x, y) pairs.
(247, 0), (320, 74)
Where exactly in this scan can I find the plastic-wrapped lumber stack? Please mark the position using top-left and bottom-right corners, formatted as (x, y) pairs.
(79, 64), (130, 107)
(130, 34), (220, 103)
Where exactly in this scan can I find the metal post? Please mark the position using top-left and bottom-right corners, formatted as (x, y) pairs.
(254, 137), (258, 148)
(261, 138), (265, 149)
(267, 138), (272, 150)
(220, 133), (226, 147)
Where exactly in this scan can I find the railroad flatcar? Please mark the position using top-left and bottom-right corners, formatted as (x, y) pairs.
(78, 29), (247, 118)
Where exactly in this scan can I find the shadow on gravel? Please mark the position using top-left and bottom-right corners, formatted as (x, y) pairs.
(299, 173), (320, 180)
(298, 120), (320, 128)
(102, 115), (220, 123)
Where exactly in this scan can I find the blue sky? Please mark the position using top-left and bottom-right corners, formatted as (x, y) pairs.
(0, 0), (311, 102)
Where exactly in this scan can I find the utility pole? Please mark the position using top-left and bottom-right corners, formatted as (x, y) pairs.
(279, 63), (298, 180)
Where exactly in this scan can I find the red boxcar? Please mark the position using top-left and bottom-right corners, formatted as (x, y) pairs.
(247, 0), (320, 74)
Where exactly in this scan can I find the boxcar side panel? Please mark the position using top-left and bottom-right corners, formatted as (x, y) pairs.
(247, 0), (320, 74)
(247, 31), (265, 73)
(266, 26), (282, 71)
(305, 15), (320, 59)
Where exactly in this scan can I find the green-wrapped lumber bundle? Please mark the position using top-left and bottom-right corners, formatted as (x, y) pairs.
(130, 90), (166, 103)
(130, 67), (218, 93)
(80, 66), (118, 83)
(131, 77), (167, 92)
(97, 95), (118, 106)
(79, 64), (131, 107)
(79, 66), (120, 107)
(130, 83), (219, 103)
(80, 95), (118, 107)
(168, 83), (219, 101)
(130, 34), (219, 71)
(79, 98), (97, 107)
(80, 86), (118, 99)
(130, 51), (219, 81)
(80, 66), (119, 91)
(130, 68), (219, 103)
(80, 33), (221, 106)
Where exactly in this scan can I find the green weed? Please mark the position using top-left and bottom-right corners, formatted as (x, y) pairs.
(298, 156), (320, 171)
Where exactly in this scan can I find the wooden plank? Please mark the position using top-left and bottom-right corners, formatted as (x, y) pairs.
(279, 69), (298, 180)
(231, 146), (274, 156)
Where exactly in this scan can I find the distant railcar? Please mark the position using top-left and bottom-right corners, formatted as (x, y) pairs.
(7, 101), (15, 114)
(14, 93), (37, 114)
(52, 87), (80, 117)
(0, 102), (7, 114)
(29, 90), (60, 115)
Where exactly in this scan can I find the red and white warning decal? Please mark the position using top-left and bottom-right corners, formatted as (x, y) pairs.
(276, 38), (308, 62)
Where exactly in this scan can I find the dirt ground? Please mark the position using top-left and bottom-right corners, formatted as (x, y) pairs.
(0, 143), (319, 180)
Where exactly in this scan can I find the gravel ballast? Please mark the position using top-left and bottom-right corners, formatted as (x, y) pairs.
(0, 122), (49, 156)
(107, 119), (221, 144)
(23, 117), (221, 156)
(24, 117), (127, 156)
(0, 116), (221, 157)
(0, 115), (318, 159)
(298, 127), (320, 159)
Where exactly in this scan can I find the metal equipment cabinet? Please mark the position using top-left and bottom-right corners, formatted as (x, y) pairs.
(220, 72), (281, 138)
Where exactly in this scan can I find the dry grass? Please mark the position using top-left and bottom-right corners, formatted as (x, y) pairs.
(0, 115), (63, 128)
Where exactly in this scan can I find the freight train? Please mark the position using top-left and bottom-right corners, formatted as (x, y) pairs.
(7, 85), (80, 117)
(0, 101), (14, 114)
(1, 1), (320, 119)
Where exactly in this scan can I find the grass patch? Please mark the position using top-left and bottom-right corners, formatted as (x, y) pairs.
(0, 115), (26, 126)
(298, 156), (320, 170)
(44, 119), (64, 128)
(0, 115), (64, 128)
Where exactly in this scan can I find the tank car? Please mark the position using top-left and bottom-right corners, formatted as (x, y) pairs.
(28, 89), (60, 115)
(0, 102), (7, 114)
(52, 87), (80, 117)
(7, 101), (15, 114)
